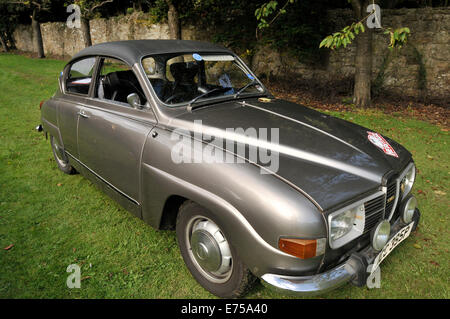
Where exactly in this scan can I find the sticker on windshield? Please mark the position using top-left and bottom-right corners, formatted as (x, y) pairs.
(367, 132), (398, 158)
(246, 73), (255, 80)
(193, 53), (203, 61)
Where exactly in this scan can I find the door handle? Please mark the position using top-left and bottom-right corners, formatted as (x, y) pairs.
(77, 110), (89, 118)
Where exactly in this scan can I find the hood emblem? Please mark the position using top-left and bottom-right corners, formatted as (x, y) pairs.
(387, 195), (395, 203)
(367, 132), (398, 158)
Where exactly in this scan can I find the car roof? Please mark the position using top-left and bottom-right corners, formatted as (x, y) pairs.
(70, 40), (233, 65)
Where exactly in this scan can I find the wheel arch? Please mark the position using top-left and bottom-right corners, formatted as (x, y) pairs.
(159, 194), (188, 230)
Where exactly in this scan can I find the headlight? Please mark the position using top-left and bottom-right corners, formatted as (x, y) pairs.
(330, 209), (355, 241)
(401, 164), (416, 198)
(328, 203), (365, 249)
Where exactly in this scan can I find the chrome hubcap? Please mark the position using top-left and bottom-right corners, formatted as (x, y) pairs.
(186, 216), (232, 283)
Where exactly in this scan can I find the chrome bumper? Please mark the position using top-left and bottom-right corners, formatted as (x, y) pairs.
(261, 208), (421, 296)
(261, 263), (355, 296)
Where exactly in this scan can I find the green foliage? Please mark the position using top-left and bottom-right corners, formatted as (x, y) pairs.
(0, 1), (23, 40)
(68, 0), (114, 19)
(384, 27), (411, 49)
(319, 22), (365, 50)
(255, 1), (287, 29)
(320, 5), (410, 51)
(146, 0), (168, 23)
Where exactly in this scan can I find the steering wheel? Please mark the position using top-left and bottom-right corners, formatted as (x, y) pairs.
(165, 92), (186, 104)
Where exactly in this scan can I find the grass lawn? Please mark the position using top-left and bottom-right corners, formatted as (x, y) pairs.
(0, 53), (448, 299)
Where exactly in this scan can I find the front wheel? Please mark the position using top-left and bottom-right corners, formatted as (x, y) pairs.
(176, 201), (256, 298)
(50, 135), (76, 174)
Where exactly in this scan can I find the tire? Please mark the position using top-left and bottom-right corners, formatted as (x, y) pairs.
(50, 135), (76, 175)
(176, 201), (256, 298)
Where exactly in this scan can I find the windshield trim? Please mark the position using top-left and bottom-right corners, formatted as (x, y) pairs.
(139, 52), (267, 109)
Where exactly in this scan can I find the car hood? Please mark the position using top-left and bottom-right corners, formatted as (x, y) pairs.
(169, 98), (412, 211)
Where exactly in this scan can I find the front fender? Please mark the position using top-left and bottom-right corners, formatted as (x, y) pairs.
(140, 127), (327, 277)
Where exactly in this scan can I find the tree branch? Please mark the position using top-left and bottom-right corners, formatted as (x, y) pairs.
(88, 0), (113, 15)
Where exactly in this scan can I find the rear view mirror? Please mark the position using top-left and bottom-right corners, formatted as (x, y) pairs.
(127, 93), (142, 109)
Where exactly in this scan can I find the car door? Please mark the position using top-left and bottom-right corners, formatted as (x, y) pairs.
(77, 57), (157, 207)
(58, 57), (97, 156)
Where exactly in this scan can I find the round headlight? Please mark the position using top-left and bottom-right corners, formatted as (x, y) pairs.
(401, 195), (417, 224)
(371, 220), (391, 251)
(401, 165), (416, 198)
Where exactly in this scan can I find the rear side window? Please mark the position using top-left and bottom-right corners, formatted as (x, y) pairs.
(66, 57), (96, 95)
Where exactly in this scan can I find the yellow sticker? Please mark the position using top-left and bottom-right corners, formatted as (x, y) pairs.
(258, 97), (272, 103)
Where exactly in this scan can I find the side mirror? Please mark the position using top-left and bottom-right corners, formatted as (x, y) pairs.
(127, 93), (142, 109)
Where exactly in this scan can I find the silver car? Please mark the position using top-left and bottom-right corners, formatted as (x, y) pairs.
(38, 40), (421, 298)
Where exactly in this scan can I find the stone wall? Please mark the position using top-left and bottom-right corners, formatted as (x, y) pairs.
(13, 12), (209, 58)
(12, 8), (449, 102)
(251, 7), (450, 102)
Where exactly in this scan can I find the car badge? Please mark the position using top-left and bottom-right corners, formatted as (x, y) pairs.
(367, 132), (398, 158)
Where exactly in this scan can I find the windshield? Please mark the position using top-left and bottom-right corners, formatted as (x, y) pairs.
(142, 53), (265, 106)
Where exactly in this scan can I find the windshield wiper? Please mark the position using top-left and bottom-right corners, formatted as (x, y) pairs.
(233, 80), (259, 99)
(187, 87), (232, 111)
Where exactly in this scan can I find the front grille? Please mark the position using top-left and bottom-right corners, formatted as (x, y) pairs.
(385, 181), (397, 218)
(363, 195), (385, 233)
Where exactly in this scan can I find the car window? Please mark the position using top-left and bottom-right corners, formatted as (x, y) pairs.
(95, 57), (147, 106)
(66, 57), (96, 95)
(142, 53), (264, 105)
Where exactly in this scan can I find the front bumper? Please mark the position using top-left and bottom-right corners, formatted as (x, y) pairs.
(261, 208), (421, 295)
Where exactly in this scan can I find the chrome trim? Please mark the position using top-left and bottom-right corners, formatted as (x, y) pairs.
(261, 263), (354, 295)
(65, 151), (140, 206)
(387, 162), (415, 221)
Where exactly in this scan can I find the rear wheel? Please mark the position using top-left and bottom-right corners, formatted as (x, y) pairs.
(176, 201), (256, 298)
(50, 135), (76, 174)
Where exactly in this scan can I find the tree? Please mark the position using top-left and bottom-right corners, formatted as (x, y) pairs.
(165, 0), (181, 39)
(0, 0), (21, 51)
(319, 1), (410, 108)
(71, 0), (114, 47)
(351, 0), (373, 108)
(256, 1), (411, 108)
(13, 0), (51, 58)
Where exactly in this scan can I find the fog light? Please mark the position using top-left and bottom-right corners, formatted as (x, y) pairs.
(401, 195), (417, 224)
(371, 220), (391, 251)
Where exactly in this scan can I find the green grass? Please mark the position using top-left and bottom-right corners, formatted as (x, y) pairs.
(0, 53), (448, 299)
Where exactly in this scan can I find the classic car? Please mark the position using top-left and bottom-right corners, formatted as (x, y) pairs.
(37, 40), (421, 298)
